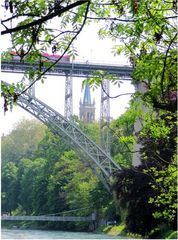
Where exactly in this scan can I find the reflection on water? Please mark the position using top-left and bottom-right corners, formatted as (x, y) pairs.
(1, 228), (126, 239)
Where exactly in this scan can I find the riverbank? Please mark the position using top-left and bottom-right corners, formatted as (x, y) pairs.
(96, 224), (142, 239)
(2, 221), (177, 239)
(98, 223), (177, 239)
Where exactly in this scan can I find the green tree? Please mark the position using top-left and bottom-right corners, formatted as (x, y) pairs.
(1, 119), (46, 165)
(148, 161), (177, 226)
(110, 101), (142, 167)
(2, 162), (19, 214)
(84, 1), (177, 235)
(35, 129), (70, 162)
(1, 1), (177, 233)
(92, 1), (177, 235)
(1, 119), (46, 215)
(113, 110), (177, 236)
(77, 120), (101, 145)
(95, 1), (176, 109)
(47, 149), (114, 230)
(18, 158), (48, 214)
(46, 150), (78, 215)
(140, 111), (177, 229)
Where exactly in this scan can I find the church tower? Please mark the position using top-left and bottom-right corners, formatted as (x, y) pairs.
(79, 84), (95, 122)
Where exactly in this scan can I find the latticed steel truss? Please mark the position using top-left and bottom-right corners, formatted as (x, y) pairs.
(100, 80), (111, 155)
(64, 72), (73, 119)
(3, 82), (121, 192)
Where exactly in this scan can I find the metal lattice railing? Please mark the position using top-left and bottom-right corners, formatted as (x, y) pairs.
(3, 81), (121, 192)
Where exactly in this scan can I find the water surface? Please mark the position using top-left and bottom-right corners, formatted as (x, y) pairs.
(1, 228), (127, 239)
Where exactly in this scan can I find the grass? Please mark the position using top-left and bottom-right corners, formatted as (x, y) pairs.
(97, 220), (178, 239)
(102, 223), (144, 238)
(103, 223), (126, 236)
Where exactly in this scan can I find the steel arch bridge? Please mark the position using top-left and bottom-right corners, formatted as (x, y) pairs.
(3, 81), (122, 192)
(2, 59), (132, 192)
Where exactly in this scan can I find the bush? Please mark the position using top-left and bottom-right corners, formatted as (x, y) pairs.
(113, 166), (160, 236)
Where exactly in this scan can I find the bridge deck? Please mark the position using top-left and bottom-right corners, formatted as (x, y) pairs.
(1, 214), (96, 222)
(1, 60), (132, 78)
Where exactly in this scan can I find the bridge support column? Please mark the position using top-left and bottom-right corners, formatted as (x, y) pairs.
(100, 80), (110, 156)
(89, 211), (97, 231)
(64, 71), (73, 120)
(132, 82), (148, 166)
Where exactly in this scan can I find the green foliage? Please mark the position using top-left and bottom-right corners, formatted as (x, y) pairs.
(142, 112), (177, 229)
(1, 119), (118, 230)
(18, 157), (49, 214)
(146, 157), (177, 223)
(91, 0), (177, 113)
(148, 225), (177, 239)
(1, 0), (177, 234)
(113, 166), (159, 236)
(83, 71), (121, 91)
(1, 119), (46, 164)
(108, 7), (177, 227)
(113, 109), (177, 236)
(110, 102), (141, 167)
(167, 231), (178, 239)
(1, 0), (91, 111)
(35, 129), (70, 161)
(1, 162), (19, 213)
(76, 120), (101, 145)
(140, 111), (173, 139)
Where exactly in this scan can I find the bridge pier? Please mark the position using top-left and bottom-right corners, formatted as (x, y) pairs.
(100, 80), (111, 156)
(132, 82), (148, 166)
(64, 71), (73, 120)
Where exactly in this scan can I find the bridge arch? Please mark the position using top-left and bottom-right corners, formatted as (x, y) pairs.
(2, 59), (133, 192)
(3, 81), (121, 192)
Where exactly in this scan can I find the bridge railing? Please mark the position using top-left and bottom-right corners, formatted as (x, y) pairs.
(73, 58), (131, 67)
(1, 59), (133, 78)
(1, 214), (96, 222)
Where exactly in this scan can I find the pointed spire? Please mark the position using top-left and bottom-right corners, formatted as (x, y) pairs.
(79, 83), (95, 122)
(83, 84), (91, 105)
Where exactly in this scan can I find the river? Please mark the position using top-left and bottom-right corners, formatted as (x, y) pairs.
(1, 228), (127, 239)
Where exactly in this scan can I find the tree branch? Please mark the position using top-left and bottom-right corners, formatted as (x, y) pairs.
(1, 0), (90, 35)
(18, 1), (91, 96)
(43, 30), (78, 44)
(160, 33), (177, 96)
(101, 81), (134, 99)
(2, 13), (41, 23)
(86, 16), (136, 22)
(109, 126), (137, 154)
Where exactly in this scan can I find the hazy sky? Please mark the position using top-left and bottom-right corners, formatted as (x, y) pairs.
(1, 24), (134, 135)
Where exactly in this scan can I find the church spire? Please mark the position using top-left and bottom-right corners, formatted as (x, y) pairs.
(83, 84), (91, 105)
(79, 83), (95, 122)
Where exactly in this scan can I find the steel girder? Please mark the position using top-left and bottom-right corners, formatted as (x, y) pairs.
(100, 80), (111, 155)
(64, 72), (73, 119)
(3, 82), (121, 192)
(1, 60), (133, 78)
